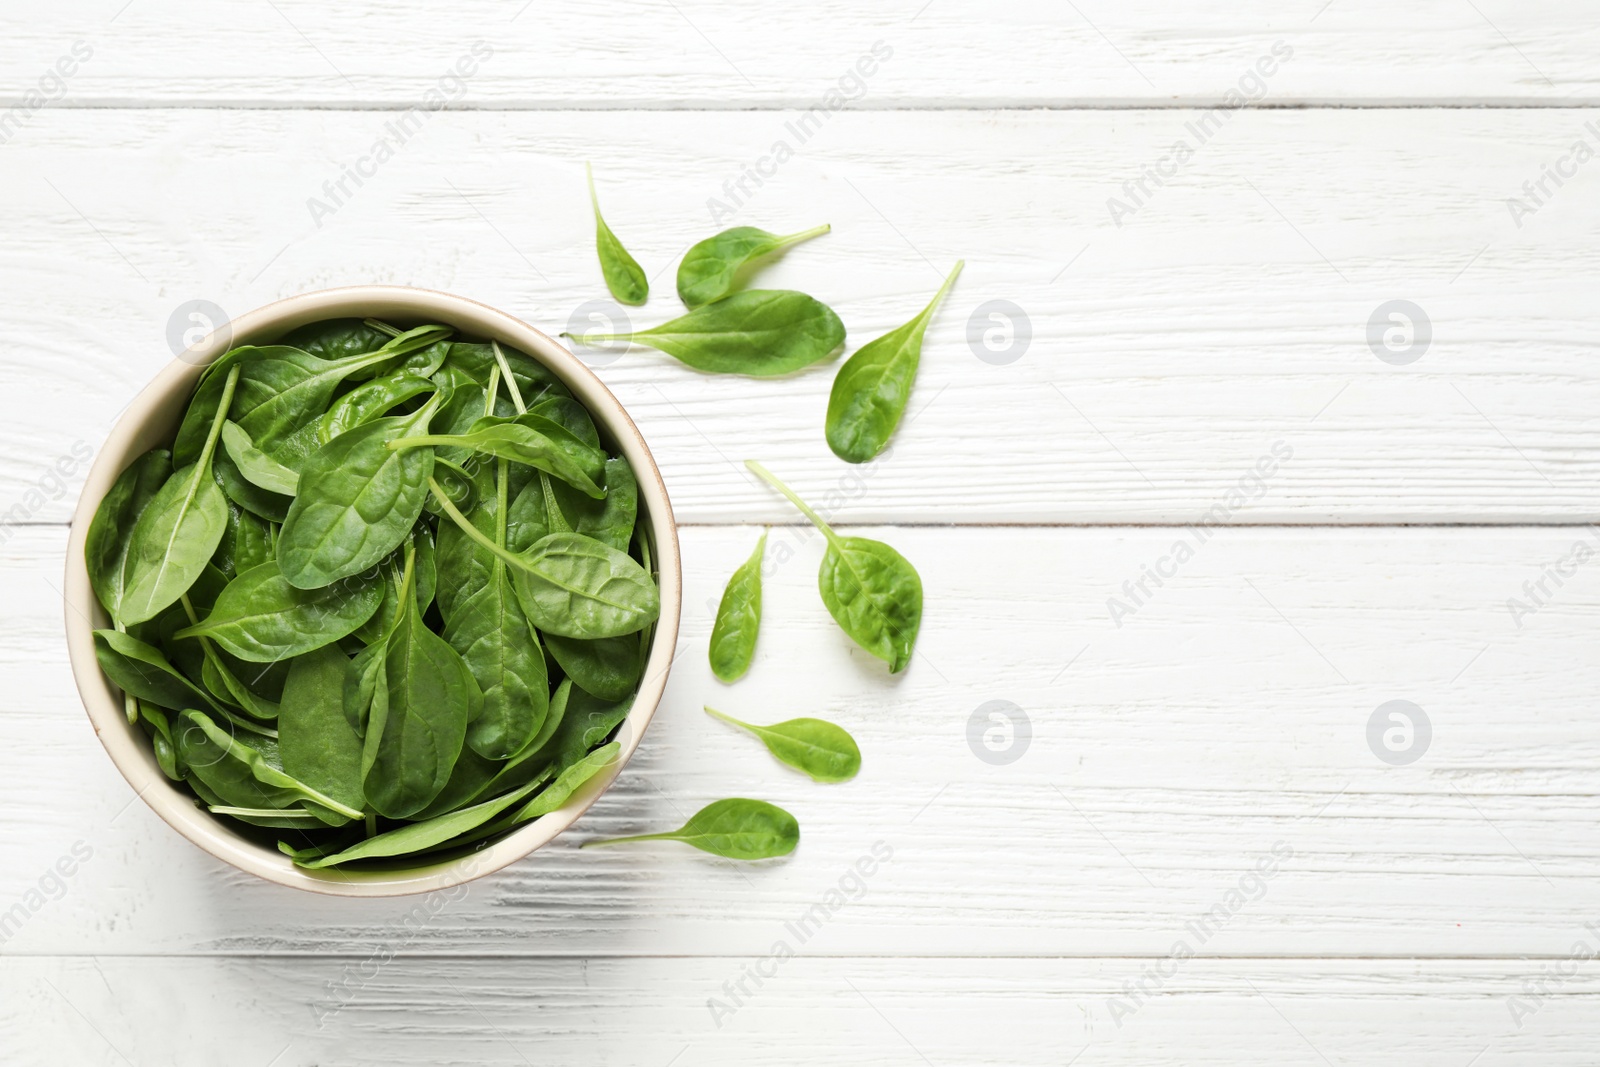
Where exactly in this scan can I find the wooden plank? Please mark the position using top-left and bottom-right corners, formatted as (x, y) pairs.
(2, 108), (1598, 527)
(7, 524), (1599, 957)
(4, 1), (1598, 107)
(6, 955), (1598, 1065)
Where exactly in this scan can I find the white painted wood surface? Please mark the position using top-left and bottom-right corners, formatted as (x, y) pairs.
(4, 109), (1600, 524)
(3, 2), (1597, 1063)
(5, 1), (1600, 106)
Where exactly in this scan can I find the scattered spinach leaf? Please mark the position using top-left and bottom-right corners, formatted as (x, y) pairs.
(746, 461), (922, 672)
(709, 530), (765, 682)
(677, 223), (830, 309)
(583, 798), (799, 860)
(704, 706), (860, 782)
(826, 260), (963, 463)
(587, 162), (648, 306)
(563, 290), (845, 377)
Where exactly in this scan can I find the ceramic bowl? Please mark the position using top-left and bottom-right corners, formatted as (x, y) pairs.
(63, 285), (681, 896)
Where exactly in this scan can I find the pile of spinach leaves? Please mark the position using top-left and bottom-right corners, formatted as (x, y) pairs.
(87, 318), (659, 870)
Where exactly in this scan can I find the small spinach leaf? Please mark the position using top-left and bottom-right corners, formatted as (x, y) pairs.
(176, 709), (362, 822)
(709, 530), (765, 683)
(826, 260), (963, 463)
(543, 632), (642, 702)
(432, 482), (659, 639)
(746, 461), (922, 673)
(288, 774), (547, 868)
(220, 421), (299, 496)
(119, 367), (239, 625)
(563, 290), (845, 377)
(319, 372), (436, 443)
(677, 223), (830, 308)
(362, 550), (479, 818)
(392, 413), (606, 499)
(587, 162), (648, 306)
(278, 396), (440, 590)
(278, 645), (365, 812)
(704, 706), (860, 783)
(447, 570), (550, 760)
(176, 560), (384, 662)
(85, 448), (171, 622)
(583, 798), (799, 860)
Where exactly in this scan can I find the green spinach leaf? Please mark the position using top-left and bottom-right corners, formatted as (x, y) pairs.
(319, 372), (436, 443)
(583, 798), (799, 860)
(118, 367), (239, 625)
(278, 396), (440, 590)
(432, 483), (658, 639)
(392, 413), (606, 499)
(85, 449), (171, 623)
(176, 709), (362, 822)
(362, 549), (479, 818)
(826, 260), (963, 463)
(709, 530), (765, 682)
(704, 706), (860, 782)
(587, 162), (648, 306)
(543, 632), (642, 702)
(746, 461), (922, 672)
(447, 571), (550, 760)
(563, 290), (845, 377)
(278, 645), (365, 812)
(220, 421), (299, 496)
(677, 223), (830, 308)
(176, 560), (384, 662)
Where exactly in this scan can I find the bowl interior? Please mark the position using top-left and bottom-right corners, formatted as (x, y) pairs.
(64, 286), (681, 896)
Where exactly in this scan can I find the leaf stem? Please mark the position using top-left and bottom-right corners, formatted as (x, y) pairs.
(363, 318), (403, 338)
(397, 541), (417, 615)
(484, 363), (501, 419)
(779, 223), (831, 247)
(387, 434), (464, 452)
(428, 477), (532, 576)
(581, 832), (678, 849)
(492, 341), (528, 415)
(920, 259), (965, 322)
(211, 806), (319, 820)
(560, 328), (632, 347)
(195, 364), (241, 477)
(540, 472), (570, 534)
(704, 706), (756, 733)
(743, 461), (839, 549)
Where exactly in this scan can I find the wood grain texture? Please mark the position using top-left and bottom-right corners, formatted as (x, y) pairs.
(8, 524), (1598, 957)
(3, 1), (1598, 107)
(2, 109), (1598, 527)
(6, 956), (1598, 1066)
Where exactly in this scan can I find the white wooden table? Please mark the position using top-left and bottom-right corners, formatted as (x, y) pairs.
(3, 3), (1598, 1063)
